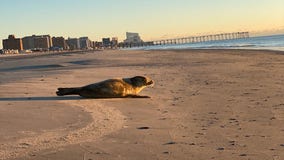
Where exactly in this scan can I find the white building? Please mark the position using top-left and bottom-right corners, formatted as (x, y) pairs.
(124, 32), (143, 44)
(79, 37), (92, 49)
(66, 38), (80, 50)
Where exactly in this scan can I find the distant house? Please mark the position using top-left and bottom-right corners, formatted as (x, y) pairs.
(2, 35), (23, 51)
(94, 41), (103, 49)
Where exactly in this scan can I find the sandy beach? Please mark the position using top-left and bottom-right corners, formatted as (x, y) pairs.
(0, 49), (284, 160)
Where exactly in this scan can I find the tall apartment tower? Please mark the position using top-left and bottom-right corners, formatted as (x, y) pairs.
(22, 35), (52, 50)
(102, 38), (111, 48)
(79, 37), (91, 49)
(2, 35), (23, 51)
(66, 38), (80, 50)
(52, 37), (68, 50)
(111, 37), (118, 48)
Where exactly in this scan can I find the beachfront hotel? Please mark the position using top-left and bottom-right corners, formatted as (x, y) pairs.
(1, 32), (142, 52)
(66, 38), (80, 50)
(124, 32), (143, 44)
(52, 37), (68, 50)
(79, 37), (92, 50)
(22, 35), (53, 51)
(102, 38), (111, 48)
(2, 34), (94, 52)
(2, 35), (23, 51)
(111, 37), (118, 48)
(101, 37), (119, 49)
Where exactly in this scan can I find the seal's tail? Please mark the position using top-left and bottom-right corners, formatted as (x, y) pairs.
(56, 87), (81, 96)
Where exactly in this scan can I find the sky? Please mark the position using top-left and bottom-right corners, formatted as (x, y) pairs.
(0, 0), (284, 48)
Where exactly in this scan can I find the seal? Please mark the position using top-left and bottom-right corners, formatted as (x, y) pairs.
(56, 76), (154, 98)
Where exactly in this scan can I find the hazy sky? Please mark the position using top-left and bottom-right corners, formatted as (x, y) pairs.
(1, 0), (284, 48)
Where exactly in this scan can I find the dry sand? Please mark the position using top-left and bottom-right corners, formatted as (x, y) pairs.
(0, 49), (284, 160)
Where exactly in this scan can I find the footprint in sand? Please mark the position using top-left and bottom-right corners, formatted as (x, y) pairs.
(272, 104), (284, 120)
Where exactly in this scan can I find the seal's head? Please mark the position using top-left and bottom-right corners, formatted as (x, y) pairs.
(130, 76), (154, 88)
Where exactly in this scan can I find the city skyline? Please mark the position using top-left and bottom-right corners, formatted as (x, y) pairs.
(1, 0), (284, 49)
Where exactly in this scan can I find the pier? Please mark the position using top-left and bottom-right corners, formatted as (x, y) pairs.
(120, 32), (249, 48)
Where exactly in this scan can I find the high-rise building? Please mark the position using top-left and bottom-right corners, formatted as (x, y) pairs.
(2, 35), (23, 51)
(102, 38), (111, 48)
(66, 38), (80, 50)
(91, 41), (95, 49)
(111, 37), (118, 48)
(22, 35), (52, 50)
(79, 37), (91, 49)
(52, 37), (68, 50)
(22, 36), (34, 50)
(34, 36), (50, 50)
(124, 32), (143, 44)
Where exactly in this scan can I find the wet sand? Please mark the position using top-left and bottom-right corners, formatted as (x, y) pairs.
(0, 49), (284, 160)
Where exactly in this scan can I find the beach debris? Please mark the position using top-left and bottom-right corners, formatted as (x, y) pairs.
(269, 148), (276, 151)
(137, 127), (150, 130)
(163, 141), (176, 145)
(270, 117), (276, 120)
(29, 153), (36, 157)
(239, 154), (247, 156)
(19, 143), (30, 146)
(229, 141), (236, 146)
(217, 147), (225, 150)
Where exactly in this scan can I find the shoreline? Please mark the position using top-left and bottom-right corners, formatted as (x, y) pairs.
(1, 49), (284, 159)
(1, 48), (284, 61)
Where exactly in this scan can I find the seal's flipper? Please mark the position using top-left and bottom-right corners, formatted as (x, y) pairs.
(56, 87), (81, 96)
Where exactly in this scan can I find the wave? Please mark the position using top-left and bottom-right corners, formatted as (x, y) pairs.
(191, 44), (257, 48)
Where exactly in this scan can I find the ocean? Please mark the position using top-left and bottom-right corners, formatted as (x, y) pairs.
(129, 34), (284, 51)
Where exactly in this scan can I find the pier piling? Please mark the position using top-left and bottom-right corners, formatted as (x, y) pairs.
(121, 32), (249, 48)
